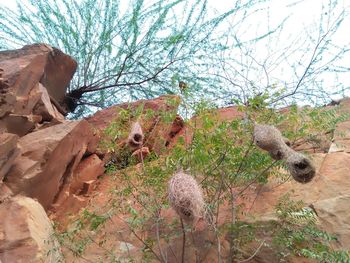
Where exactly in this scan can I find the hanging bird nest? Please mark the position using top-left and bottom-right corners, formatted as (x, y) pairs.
(254, 123), (316, 183)
(286, 151), (316, 183)
(127, 121), (144, 149)
(168, 171), (205, 225)
(253, 124), (290, 160)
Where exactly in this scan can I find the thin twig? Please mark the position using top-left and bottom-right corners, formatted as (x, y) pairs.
(155, 211), (167, 263)
(180, 218), (186, 263)
(237, 240), (265, 263)
(109, 214), (163, 262)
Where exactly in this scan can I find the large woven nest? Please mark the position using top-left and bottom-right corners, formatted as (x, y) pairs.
(168, 171), (205, 225)
(254, 123), (316, 183)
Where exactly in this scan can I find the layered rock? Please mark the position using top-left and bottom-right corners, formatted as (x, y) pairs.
(0, 44), (106, 263)
(0, 44), (77, 135)
(51, 153), (104, 226)
(0, 196), (63, 262)
(4, 120), (98, 210)
(0, 133), (19, 181)
(1, 43), (349, 262)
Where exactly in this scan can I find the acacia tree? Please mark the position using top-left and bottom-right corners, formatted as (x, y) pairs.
(0, 0), (349, 119)
(0, 0), (244, 117)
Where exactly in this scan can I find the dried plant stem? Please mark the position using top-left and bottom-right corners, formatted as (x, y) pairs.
(156, 216), (167, 263)
(229, 190), (237, 263)
(181, 218), (186, 263)
(237, 240), (265, 263)
(109, 215), (163, 262)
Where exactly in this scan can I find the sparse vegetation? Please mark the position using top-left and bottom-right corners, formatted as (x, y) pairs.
(53, 92), (350, 262)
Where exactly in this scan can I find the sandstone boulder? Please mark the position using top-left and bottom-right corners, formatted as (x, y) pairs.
(4, 120), (98, 210)
(0, 196), (63, 263)
(0, 43), (76, 104)
(0, 44), (76, 135)
(0, 133), (20, 181)
(50, 153), (104, 223)
(69, 154), (104, 195)
(313, 195), (350, 249)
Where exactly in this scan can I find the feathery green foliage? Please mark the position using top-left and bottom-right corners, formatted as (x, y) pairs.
(52, 92), (349, 262)
(0, 0), (241, 117)
(1, 0), (348, 118)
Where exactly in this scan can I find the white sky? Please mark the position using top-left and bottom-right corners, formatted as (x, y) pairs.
(1, 0), (349, 102)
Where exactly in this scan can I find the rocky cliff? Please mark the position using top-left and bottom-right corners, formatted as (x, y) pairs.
(0, 44), (349, 262)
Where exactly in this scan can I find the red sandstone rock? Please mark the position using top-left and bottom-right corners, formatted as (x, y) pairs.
(0, 196), (63, 263)
(0, 44), (77, 135)
(168, 105), (244, 148)
(87, 95), (181, 154)
(0, 44), (76, 104)
(0, 133), (19, 181)
(50, 153), (104, 217)
(57, 100), (350, 261)
(4, 120), (98, 210)
(69, 154), (104, 195)
(32, 83), (64, 122)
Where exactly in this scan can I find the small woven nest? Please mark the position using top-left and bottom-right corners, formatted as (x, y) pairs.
(168, 171), (205, 225)
(286, 152), (316, 183)
(127, 121), (144, 149)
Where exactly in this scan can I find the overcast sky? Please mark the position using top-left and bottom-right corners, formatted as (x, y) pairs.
(1, 0), (349, 102)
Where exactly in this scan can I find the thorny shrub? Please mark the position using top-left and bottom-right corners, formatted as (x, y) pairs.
(52, 93), (350, 263)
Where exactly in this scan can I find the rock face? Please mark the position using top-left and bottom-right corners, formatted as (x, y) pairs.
(4, 120), (98, 210)
(0, 44), (100, 262)
(0, 196), (63, 263)
(168, 105), (244, 148)
(1, 43), (350, 262)
(56, 98), (350, 262)
(0, 133), (19, 181)
(0, 44), (77, 135)
(87, 94), (182, 154)
(0, 43), (76, 105)
(51, 153), (104, 226)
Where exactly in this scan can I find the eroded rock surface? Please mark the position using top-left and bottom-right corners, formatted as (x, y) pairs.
(87, 95), (182, 154)
(0, 44), (76, 135)
(0, 133), (19, 181)
(4, 120), (98, 210)
(0, 196), (63, 263)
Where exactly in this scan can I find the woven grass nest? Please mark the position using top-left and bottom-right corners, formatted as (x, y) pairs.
(127, 121), (144, 149)
(168, 171), (205, 225)
(254, 124), (315, 183)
